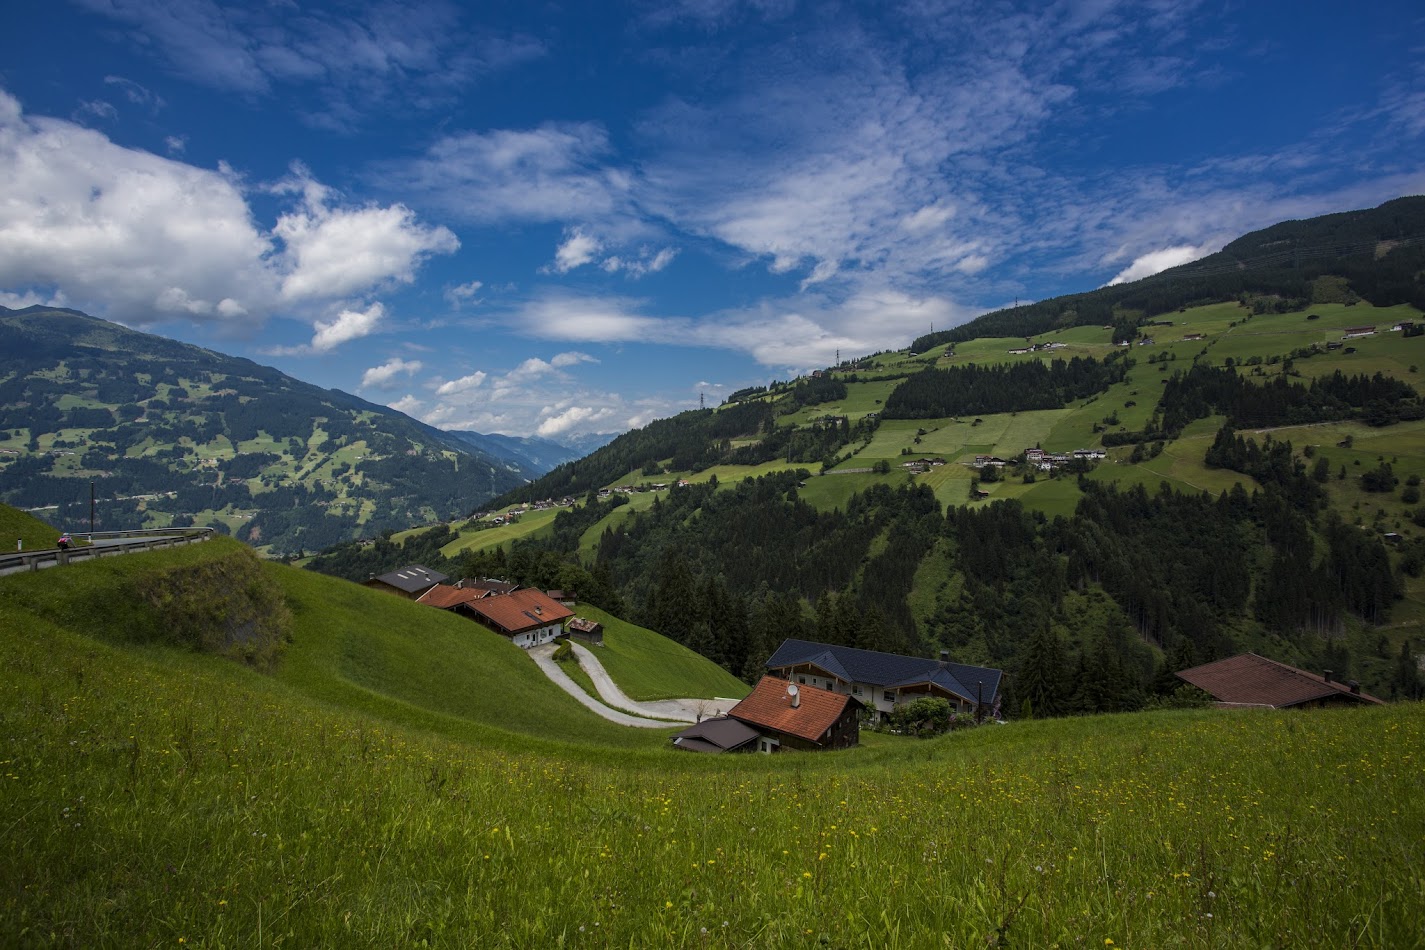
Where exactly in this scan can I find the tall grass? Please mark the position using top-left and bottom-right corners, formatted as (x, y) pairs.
(2, 543), (1423, 947)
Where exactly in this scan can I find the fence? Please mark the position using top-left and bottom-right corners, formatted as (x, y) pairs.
(0, 527), (215, 577)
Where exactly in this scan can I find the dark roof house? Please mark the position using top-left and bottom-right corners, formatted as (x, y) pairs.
(1176, 653), (1386, 709)
(727, 677), (861, 751)
(362, 564), (448, 600)
(670, 717), (761, 754)
(766, 639), (1002, 715)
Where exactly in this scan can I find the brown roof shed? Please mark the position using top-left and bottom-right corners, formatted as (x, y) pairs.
(1176, 653), (1385, 709)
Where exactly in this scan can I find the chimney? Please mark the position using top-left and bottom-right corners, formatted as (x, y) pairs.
(1349, 680), (1361, 694)
(939, 649), (950, 664)
(1323, 669), (1333, 684)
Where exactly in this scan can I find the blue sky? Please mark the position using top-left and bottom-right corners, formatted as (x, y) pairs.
(2, 0), (1422, 442)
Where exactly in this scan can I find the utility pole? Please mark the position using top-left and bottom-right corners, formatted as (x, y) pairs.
(700, 392), (705, 410)
(89, 479), (95, 537)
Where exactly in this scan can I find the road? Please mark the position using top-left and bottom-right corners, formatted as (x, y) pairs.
(527, 642), (742, 728)
(527, 644), (679, 728)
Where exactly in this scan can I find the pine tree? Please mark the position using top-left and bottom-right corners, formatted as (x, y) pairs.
(1016, 626), (1070, 718)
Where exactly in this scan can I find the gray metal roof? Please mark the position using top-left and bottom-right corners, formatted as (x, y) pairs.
(766, 638), (1002, 705)
(670, 717), (760, 753)
(367, 564), (448, 593)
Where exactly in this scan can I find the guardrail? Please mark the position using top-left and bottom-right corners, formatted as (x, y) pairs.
(0, 526), (216, 577)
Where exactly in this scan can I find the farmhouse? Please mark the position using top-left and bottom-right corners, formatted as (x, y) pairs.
(1342, 325), (1376, 339)
(362, 564), (447, 600)
(727, 677), (861, 752)
(1176, 653), (1386, 709)
(463, 589), (574, 649)
(765, 639), (1002, 722)
(416, 583), (489, 610)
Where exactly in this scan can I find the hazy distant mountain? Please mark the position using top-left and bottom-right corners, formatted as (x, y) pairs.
(0, 306), (530, 554)
(442, 430), (588, 477)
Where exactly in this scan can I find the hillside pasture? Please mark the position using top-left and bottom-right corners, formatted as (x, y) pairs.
(432, 507), (561, 557)
(2, 568), (1421, 948)
(798, 469), (913, 512)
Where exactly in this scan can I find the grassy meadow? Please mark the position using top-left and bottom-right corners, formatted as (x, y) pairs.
(2, 541), (1424, 947)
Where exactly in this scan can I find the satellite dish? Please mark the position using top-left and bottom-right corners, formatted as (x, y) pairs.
(787, 684), (799, 696)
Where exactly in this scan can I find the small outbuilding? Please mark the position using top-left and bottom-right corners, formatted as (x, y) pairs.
(565, 617), (604, 645)
(670, 717), (760, 754)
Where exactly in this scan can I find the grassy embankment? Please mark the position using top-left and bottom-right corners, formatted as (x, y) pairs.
(568, 604), (749, 703)
(2, 539), (1424, 947)
(0, 504), (62, 552)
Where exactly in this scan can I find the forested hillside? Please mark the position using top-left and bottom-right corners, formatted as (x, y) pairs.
(324, 197), (1425, 713)
(0, 307), (530, 554)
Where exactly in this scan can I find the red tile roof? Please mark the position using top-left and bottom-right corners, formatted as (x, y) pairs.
(1176, 653), (1385, 708)
(728, 677), (856, 743)
(416, 584), (486, 609)
(464, 588), (574, 635)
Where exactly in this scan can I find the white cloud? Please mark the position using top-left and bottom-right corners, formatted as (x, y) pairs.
(551, 351), (598, 368)
(0, 93), (456, 342)
(388, 394), (424, 415)
(164, 135), (187, 154)
(76, 0), (544, 128)
(444, 279), (483, 306)
(0, 289), (68, 310)
(383, 123), (628, 224)
(1105, 245), (1212, 286)
(603, 245), (679, 278)
(509, 288), (971, 371)
(75, 100), (118, 122)
(361, 357), (423, 388)
(311, 302), (385, 352)
(536, 405), (615, 438)
(103, 75), (165, 112)
(0, 91), (277, 323)
(551, 228), (602, 273)
(274, 167), (459, 301)
(435, 371), (488, 395)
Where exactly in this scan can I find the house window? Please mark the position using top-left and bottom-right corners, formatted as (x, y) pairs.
(798, 676), (806, 684)
(883, 691), (895, 703)
(852, 685), (862, 696)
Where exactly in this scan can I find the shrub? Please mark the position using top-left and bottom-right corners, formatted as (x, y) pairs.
(138, 547), (292, 670)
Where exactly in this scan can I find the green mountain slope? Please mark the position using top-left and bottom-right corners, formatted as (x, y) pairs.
(1, 539), (1422, 946)
(0, 306), (530, 554)
(911, 194), (1425, 347)
(362, 198), (1425, 709)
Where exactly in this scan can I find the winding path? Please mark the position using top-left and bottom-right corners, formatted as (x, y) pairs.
(527, 644), (677, 728)
(528, 642), (742, 728)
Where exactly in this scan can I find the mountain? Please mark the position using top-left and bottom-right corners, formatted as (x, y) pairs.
(0, 306), (531, 554)
(910, 195), (1425, 349)
(401, 196), (1425, 707)
(443, 430), (587, 477)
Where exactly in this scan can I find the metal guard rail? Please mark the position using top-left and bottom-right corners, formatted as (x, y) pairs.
(0, 526), (216, 576)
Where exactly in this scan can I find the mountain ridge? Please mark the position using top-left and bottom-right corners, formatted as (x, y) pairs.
(0, 307), (541, 553)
